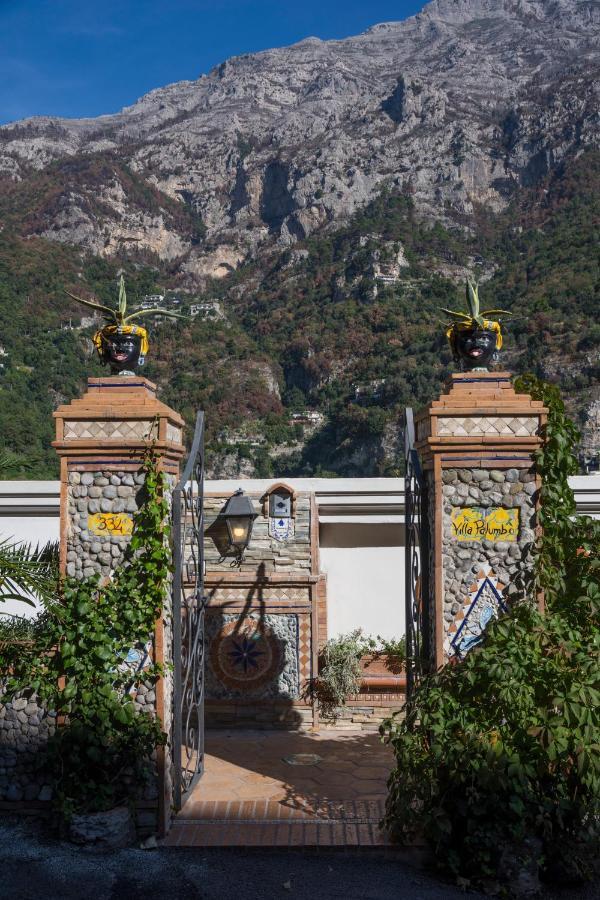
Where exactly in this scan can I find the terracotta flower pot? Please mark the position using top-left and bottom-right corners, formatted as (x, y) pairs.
(359, 653), (406, 691)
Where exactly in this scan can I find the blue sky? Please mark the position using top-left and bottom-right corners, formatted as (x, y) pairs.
(0, 0), (423, 125)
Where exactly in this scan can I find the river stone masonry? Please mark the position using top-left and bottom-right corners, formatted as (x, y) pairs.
(0, 691), (55, 802)
(66, 470), (143, 579)
(442, 466), (537, 637)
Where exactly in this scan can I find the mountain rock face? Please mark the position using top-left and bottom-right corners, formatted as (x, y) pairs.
(1, 0), (599, 283)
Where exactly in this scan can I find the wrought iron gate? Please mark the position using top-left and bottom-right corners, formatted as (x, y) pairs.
(172, 411), (206, 810)
(404, 408), (431, 699)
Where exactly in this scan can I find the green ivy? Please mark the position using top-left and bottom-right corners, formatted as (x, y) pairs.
(0, 452), (171, 818)
(381, 376), (600, 888)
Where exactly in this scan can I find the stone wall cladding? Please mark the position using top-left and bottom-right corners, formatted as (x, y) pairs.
(203, 494), (311, 574)
(0, 689), (54, 802)
(441, 466), (537, 639)
(66, 470), (143, 579)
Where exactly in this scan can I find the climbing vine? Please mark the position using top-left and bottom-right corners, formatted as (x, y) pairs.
(381, 376), (600, 889)
(1, 451), (171, 818)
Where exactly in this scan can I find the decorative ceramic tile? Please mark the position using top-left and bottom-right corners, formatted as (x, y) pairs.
(298, 615), (311, 681)
(437, 416), (539, 437)
(88, 512), (134, 537)
(207, 586), (310, 605)
(446, 569), (507, 660)
(64, 419), (158, 441)
(268, 517), (295, 541)
(451, 507), (519, 542)
(206, 613), (300, 699)
(166, 423), (182, 444)
(115, 639), (153, 693)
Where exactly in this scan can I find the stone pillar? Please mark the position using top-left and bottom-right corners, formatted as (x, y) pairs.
(53, 376), (185, 578)
(53, 375), (185, 835)
(414, 372), (547, 668)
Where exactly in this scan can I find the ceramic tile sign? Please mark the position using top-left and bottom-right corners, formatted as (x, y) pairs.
(451, 507), (519, 542)
(88, 511), (134, 537)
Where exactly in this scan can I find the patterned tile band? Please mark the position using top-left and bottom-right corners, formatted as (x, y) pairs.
(166, 423), (182, 444)
(437, 415), (539, 437)
(63, 419), (158, 440)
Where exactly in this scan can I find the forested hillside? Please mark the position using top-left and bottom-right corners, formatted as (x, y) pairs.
(0, 149), (597, 478)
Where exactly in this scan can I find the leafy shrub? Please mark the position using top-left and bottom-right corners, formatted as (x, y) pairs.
(381, 376), (600, 887)
(0, 452), (170, 818)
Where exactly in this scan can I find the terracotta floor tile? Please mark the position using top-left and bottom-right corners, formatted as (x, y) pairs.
(252, 799), (268, 820)
(258, 824), (279, 845)
(330, 823), (346, 846)
(239, 799), (256, 819)
(162, 828), (180, 846)
(317, 823), (332, 845)
(344, 824), (359, 845)
(266, 800), (284, 819)
(310, 770), (359, 787)
(170, 728), (394, 848)
(352, 780), (388, 795)
(353, 766), (392, 780)
(288, 824), (306, 846)
(357, 824), (374, 846)
(274, 822), (290, 844)
(234, 783), (283, 800)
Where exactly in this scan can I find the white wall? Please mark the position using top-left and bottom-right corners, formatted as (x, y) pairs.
(0, 482), (60, 618)
(319, 523), (405, 641)
(0, 476), (598, 630)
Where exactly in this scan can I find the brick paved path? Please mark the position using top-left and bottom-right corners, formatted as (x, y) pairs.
(164, 729), (394, 848)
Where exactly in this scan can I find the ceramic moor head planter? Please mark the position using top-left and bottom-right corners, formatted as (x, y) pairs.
(93, 324), (147, 374)
(442, 280), (511, 372)
(66, 276), (185, 375)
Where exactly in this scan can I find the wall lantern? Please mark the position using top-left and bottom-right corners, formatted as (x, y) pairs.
(218, 488), (258, 560)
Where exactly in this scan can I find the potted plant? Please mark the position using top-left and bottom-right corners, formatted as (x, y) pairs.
(360, 636), (406, 690)
(313, 630), (406, 719)
(442, 278), (511, 371)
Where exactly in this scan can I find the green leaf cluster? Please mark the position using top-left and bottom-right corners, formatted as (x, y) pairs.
(381, 376), (600, 886)
(0, 452), (171, 817)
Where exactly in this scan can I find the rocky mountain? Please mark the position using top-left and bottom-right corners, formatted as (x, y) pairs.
(0, 0), (598, 478)
(1, 0), (599, 284)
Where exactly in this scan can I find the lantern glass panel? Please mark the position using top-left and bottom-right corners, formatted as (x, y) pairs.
(227, 517), (252, 548)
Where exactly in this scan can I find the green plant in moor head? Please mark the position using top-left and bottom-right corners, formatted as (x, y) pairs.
(441, 277), (511, 330)
(65, 274), (185, 326)
(65, 275), (186, 372)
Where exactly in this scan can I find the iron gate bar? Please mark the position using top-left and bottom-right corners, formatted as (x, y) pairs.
(404, 407), (430, 700)
(172, 410), (206, 811)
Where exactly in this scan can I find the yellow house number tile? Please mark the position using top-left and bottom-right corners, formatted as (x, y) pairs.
(88, 512), (134, 537)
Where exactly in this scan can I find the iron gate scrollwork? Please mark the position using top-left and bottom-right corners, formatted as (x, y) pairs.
(172, 411), (206, 810)
(404, 408), (430, 699)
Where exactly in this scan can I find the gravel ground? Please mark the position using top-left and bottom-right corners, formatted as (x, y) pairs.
(0, 817), (598, 900)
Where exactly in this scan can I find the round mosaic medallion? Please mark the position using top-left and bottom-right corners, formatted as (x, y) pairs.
(210, 618), (282, 692)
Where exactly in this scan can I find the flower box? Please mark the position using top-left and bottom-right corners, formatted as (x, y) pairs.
(359, 653), (406, 692)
